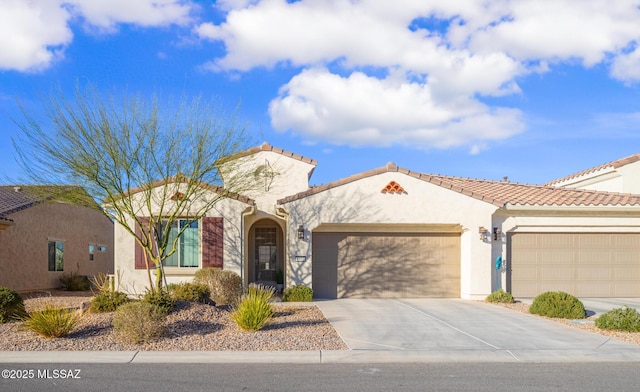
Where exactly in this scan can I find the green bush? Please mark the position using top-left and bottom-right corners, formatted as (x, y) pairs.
(595, 307), (640, 332)
(194, 268), (243, 306)
(529, 291), (586, 319)
(112, 301), (167, 344)
(485, 289), (515, 304)
(143, 289), (176, 312)
(0, 286), (26, 323)
(23, 305), (79, 338)
(282, 285), (313, 302)
(59, 272), (90, 291)
(168, 282), (211, 303)
(90, 291), (129, 313)
(231, 285), (275, 331)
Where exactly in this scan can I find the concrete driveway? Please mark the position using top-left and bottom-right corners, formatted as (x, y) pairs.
(315, 299), (640, 362)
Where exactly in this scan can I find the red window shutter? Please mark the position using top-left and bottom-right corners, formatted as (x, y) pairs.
(202, 217), (224, 268)
(134, 218), (156, 270)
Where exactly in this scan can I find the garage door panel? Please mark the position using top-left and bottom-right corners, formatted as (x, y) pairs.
(575, 266), (611, 280)
(539, 266), (573, 281)
(577, 250), (611, 264)
(510, 233), (640, 298)
(575, 283), (610, 297)
(540, 234), (574, 248)
(576, 234), (611, 248)
(538, 250), (573, 264)
(314, 232), (460, 299)
(614, 267), (640, 280)
(613, 250), (640, 264)
(614, 284), (640, 297)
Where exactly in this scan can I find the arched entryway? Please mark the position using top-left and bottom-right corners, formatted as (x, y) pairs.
(246, 218), (285, 286)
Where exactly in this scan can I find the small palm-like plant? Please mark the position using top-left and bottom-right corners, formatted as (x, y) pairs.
(231, 285), (275, 331)
(23, 305), (79, 338)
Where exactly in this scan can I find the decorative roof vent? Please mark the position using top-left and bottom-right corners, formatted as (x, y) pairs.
(170, 191), (186, 201)
(381, 181), (406, 194)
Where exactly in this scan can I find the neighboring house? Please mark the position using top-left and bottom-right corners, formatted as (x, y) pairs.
(0, 186), (114, 292)
(115, 143), (640, 299)
(545, 153), (640, 193)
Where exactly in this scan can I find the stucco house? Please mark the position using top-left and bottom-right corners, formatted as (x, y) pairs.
(0, 186), (114, 292)
(114, 144), (640, 299)
(545, 153), (640, 194)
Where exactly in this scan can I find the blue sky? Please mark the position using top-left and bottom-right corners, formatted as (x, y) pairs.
(2, 0), (640, 188)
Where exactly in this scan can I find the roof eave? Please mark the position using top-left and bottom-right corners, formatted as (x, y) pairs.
(503, 203), (640, 213)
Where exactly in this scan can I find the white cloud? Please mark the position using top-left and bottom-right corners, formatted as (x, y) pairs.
(0, 0), (195, 72)
(201, 0), (640, 151)
(611, 47), (640, 83)
(0, 0), (72, 71)
(69, 0), (194, 32)
(456, 1), (640, 66)
(269, 68), (523, 149)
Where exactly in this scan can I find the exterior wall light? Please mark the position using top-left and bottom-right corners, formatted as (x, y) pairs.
(297, 225), (305, 240)
(478, 226), (489, 241)
(493, 227), (501, 241)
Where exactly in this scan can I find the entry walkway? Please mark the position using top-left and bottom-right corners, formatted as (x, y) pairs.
(315, 298), (640, 362)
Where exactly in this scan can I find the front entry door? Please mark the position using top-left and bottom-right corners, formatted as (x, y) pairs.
(255, 227), (277, 282)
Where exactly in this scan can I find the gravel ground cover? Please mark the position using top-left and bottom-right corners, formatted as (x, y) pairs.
(3, 292), (639, 351)
(0, 291), (347, 351)
(490, 301), (640, 347)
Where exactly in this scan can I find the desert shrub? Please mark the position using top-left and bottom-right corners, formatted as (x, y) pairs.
(485, 289), (515, 304)
(168, 282), (210, 303)
(595, 307), (640, 332)
(231, 285), (275, 331)
(194, 268), (243, 306)
(143, 289), (176, 312)
(23, 305), (79, 338)
(59, 272), (90, 291)
(0, 287), (26, 323)
(90, 291), (129, 313)
(529, 291), (586, 319)
(282, 285), (313, 302)
(112, 301), (167, 343)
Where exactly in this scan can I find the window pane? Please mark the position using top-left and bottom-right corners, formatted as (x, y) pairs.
(55, 242), (64, 271)
(163, 221), (179, 267)
(89, 245), (95, 261)
(180, 220), (199, 267)
(48, 241), (56, 271)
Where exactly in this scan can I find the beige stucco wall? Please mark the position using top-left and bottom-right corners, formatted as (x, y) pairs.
(222, 150), (315, 214)
(281, 171), (499, 300)
(553, 160), (640, 194)
(114, 189), (250, 296)
(0, 202), (114, 292)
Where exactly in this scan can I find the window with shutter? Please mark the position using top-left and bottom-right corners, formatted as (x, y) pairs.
(202, 217), (224, 268)
(134, 218), (156, 270)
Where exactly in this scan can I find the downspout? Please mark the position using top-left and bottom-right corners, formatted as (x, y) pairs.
(240, 205), (256, 286)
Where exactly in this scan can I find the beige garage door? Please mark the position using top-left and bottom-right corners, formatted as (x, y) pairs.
(312, 232), (460, 298)
(509, 233), (640, 297)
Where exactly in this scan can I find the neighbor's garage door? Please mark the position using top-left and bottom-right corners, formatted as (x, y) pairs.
(312, 232), (460, 299)
(509, 233), (640, 297)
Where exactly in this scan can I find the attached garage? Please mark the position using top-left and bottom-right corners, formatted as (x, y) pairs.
(508, 232), (640, 297)
(311, 225), (461, 299)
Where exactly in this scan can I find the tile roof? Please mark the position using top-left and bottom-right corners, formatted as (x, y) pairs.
(0, 186), (42, 216)
(117, 176), (255, 206)
(228, 142), (318, 166)
(278, 162), (640, 208)
(545, 153), (640, 186)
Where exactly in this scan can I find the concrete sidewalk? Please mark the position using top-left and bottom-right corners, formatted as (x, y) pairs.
(3, 298), (640, 364)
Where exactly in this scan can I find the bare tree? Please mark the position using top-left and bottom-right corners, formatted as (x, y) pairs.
(13, 85), (256, 292)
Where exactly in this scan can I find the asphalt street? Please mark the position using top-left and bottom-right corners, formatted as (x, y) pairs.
(2, 363), (640, 392)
